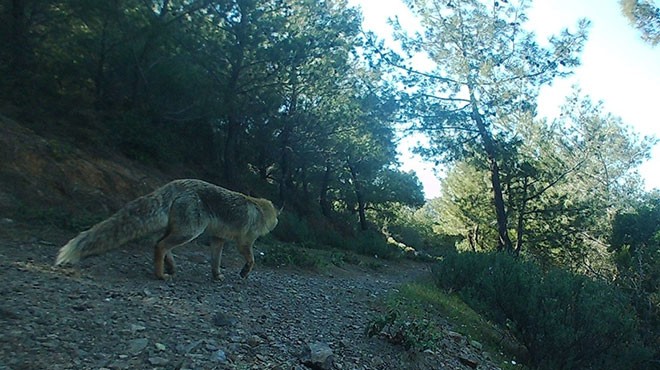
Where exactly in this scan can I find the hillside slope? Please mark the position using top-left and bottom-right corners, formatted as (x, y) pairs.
(0, 113), (166, 223)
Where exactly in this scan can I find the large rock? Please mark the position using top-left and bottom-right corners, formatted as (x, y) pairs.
(300, 341), (334, 370)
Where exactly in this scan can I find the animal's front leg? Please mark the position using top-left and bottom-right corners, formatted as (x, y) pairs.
(237, 242), (255, 279)
(210, 237), (226, 281)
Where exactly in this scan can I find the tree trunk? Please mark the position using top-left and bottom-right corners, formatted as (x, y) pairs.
(279, 85), (298, 204)
(349, 163), (369, 231)
(93, 17), (110, 109)
(469, 87), (513, 252)
(468, 224), (479, 252)
(222, 41), (244, 189)
(223, 113), (241, 189)
(514, 177), (529, 256)
(9, 0), (28, 94)
(319, 160), (332, 217)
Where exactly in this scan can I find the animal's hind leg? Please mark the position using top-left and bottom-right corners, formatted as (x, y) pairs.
(164, 251), (176, 275)
(154, 232), (200, 280)
(154, 194), (207, 280)
(238, 241), (255, 279)
(209, 237), (226, 281)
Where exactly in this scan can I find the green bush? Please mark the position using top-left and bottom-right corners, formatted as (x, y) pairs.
(109, 112), (184, 165)
(271, 211), (318, 245)
(272, 212), (403, 259)
(259, 244), (325, 270)
(366, 303), (441, 351)
(433, 252), (650, 370)
(353, 230), (403, 260)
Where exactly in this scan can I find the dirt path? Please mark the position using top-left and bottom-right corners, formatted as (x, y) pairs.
(0, 223), (497, 370)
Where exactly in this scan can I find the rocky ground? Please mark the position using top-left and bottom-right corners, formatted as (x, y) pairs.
(0, 221), (500, 370)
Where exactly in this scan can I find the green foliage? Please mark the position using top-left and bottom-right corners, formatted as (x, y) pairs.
(109, 113), (170, 165)
(430, 162), (497, 252)
(259, 243), (329, 270)
(620, 0), (660, 45)
(433, 252), (651, 370)
(366, 304), (441, 351)
(372, 202), (457, 255)
(272, 211), (404, 260)
(14, 205), (104, 231)
(427, 89), (655, 272)
(393, 0), (590, 252)
(0, 0), (425, 233)
(610, 193), (660, 364)
(366, 281), (524, 368)
(271, 211), (318, 246)
(352, 229), (403, 260)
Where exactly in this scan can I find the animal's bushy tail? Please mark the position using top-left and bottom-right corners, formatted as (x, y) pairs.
(55, 193), (170, 265)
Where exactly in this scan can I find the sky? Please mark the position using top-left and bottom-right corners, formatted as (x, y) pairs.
(348, 0), (660, 199)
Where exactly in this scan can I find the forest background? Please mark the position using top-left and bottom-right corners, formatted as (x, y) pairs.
(1, 0), (658, 369)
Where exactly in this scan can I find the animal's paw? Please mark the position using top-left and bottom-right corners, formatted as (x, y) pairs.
(155, 273), (173, 281)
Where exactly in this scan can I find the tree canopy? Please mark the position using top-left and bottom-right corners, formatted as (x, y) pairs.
(388, 0), (590, 252)
(0, 0), (424, 233)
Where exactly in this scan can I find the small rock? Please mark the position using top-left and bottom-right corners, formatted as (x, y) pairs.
(211, 349), (227, 363)
(178, 340), (203, 354)
(148, 357), (169, 366)
(255, 353), (268, 361)
(371, 356), (384, 367)
(127, 338), (148, 355)
(469, 339), (483, 350)
(0, 307), (20, 320)
(130, 324), (146, 332)
(248, 335), (263, 347)
(213, 312), (237, 327)
(155, 342), (167, 351)
(458, 355), (479, 369)
(446, 331), (464, 343)
(300, 341), (334, 370)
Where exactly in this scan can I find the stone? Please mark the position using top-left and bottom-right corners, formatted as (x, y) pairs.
(213, 312), (237, 327)
(130, 324), (146, 332)
(458, 355), (479, 369)
(446, 330), (464, 343)
(211, 349), (228, 363)
(248, 335), (263, 347)
(127, 338), (148, 355)
(148, 357), (169, 366)
(300, 341), (334, 370)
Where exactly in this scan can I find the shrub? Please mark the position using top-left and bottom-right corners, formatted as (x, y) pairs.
(259, 244), (325, 270)
(353, 230), (403, 260)
(272, 211), (318, 245)
(366, 303), (441, 351)
(272, 212), (403, 259)
(433, 252), (650, 370)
